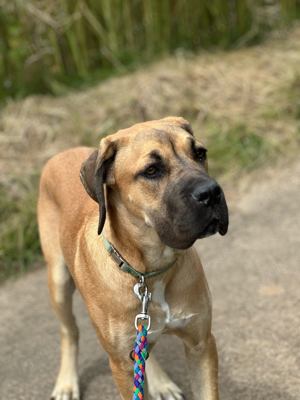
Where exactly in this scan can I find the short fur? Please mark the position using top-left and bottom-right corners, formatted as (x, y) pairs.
(37, 116), (228, 400)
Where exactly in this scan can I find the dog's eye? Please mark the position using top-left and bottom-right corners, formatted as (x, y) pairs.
(145, 166), (157, 175)
(196, 148), (206, 160)
(136, 164), (163, 180)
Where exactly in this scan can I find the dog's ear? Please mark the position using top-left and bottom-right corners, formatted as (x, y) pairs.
(79, 148), (99, 203)
(80, 140), (117, 235)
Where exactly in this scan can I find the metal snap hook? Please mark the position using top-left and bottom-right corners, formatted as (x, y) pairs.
(133, 281), (147, 302)
(135, 314), (151, 330)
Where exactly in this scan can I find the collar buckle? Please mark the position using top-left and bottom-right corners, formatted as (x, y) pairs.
(110, 246), (125, 268)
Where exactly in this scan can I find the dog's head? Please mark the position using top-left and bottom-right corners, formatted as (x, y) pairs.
(80, 117), (228, 249)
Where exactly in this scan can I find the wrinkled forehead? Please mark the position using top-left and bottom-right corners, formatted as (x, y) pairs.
(112, 121), (208, 181)
(114, 119), (205, 169)
(130, 126), (193, 152)
(131, 124), (206, 161)
(134, 129), (175, 145)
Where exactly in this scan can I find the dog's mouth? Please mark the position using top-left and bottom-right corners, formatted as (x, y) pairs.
(197, 216), (228, 239)
(218, 221), (228, 236)
(153, 216), (227, 249)
(197, 218), (219, 239)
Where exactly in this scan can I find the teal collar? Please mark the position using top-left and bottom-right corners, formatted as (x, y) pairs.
(102, 232), (178, 280)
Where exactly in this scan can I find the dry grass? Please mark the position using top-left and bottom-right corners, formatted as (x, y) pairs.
(1, 25), (300, 281)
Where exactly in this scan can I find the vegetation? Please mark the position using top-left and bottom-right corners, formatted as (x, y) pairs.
(1, 0), (300, 100)
(1, 1), (300, 282)
(0, 182), (42, 282)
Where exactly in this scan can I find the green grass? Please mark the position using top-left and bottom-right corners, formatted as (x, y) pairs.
(206, 124), (283, 177)
(0, 182), (41, 282)
(1, 0), (300, 101)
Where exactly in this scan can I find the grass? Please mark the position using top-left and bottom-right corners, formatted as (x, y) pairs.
(1, 0), (300, 101)
(1, 24), (300, 283)
(0, 178), (41, 282)
(206, 124), (282, 177)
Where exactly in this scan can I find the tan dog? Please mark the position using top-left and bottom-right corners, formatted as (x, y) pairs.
(37, 117), (228, 400)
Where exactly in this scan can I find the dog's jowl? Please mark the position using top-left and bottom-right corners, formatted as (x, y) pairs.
(37, 116), (228, 400)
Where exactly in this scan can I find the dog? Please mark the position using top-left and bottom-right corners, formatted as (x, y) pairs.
(37, 116), (228, 400)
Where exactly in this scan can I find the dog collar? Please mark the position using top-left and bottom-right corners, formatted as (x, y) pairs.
(101, 232), (177, 280)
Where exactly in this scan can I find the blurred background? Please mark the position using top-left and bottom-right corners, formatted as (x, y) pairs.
(1, 2), (300, 398)
(1, 0), (300, 281)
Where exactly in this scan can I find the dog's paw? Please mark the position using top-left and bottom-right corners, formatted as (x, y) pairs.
(50, 373), (80, 400)
(149, 381), (185, 400)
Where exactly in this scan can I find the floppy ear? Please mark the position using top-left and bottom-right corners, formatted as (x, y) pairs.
(79, 140), (117, 235)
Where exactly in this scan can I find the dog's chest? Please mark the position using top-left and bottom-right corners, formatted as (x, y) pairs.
(147, 281), (191, 343)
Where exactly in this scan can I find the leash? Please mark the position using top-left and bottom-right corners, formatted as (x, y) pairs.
(133, 325), (148, 400)
(101, 232), (177, 400)
(132, 275), (151, 400)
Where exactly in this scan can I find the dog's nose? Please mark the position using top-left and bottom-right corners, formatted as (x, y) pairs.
(191, 179), (222, 207)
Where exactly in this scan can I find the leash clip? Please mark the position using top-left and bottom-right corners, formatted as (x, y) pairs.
(135, 313), (151, 331)
(133, 278), (151, 301)
(134, 280), (152, 331)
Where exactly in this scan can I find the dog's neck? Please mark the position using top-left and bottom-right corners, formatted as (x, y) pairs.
(103, 190), (180, 274)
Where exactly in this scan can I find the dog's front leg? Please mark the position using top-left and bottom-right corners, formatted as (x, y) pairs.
(109, 356), (149, 400)
(184, 333), (219, 400)
(146, 354), (185, 399)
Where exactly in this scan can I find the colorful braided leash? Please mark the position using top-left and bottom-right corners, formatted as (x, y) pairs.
(132, 278), (152, 400)
(133, 325), (148, 400)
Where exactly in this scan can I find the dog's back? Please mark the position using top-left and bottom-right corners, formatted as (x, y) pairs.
(37, 147), (97, 262)
(38, 147), (94, 218)
(37, 147), (98, 399)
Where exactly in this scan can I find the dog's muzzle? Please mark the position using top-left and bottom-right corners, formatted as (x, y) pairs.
(148, 174), (229, 249)
(190, 179), (228, 237)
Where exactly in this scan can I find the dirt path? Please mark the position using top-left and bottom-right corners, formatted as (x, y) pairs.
(1, 160), (299, 400)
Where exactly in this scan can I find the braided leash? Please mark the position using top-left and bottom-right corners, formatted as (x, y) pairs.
(133, 326), (148, 400)
(132, 278), (152, 400)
